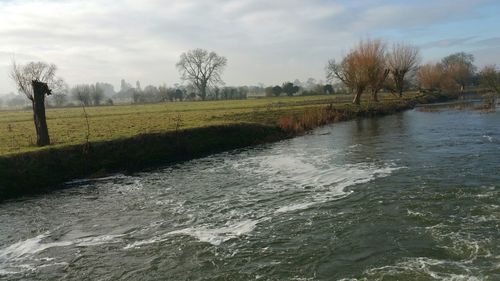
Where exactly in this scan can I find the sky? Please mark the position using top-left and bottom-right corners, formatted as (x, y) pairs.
(0, 0), (499, 94)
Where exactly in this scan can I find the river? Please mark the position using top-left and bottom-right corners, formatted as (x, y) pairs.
(1, 106), (499, 280)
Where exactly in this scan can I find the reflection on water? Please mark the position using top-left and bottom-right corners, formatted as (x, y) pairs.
(417, 95), (498, 112)
(0, 108), (499, 280)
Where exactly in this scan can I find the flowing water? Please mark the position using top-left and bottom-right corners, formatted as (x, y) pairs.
(1, 107), (499, 280)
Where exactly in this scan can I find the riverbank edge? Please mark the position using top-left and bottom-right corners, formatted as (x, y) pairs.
(0, 93), (454, 201)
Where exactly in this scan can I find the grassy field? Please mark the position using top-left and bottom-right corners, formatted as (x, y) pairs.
(0, 93), (413, 156)
(1, 91), (448, 200)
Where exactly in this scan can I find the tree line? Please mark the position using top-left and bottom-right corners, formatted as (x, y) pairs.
(326, 39), (499, 105)
(5, 45), (500, 147)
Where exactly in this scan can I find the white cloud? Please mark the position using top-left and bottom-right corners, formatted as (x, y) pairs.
(0, 0), (498, 94)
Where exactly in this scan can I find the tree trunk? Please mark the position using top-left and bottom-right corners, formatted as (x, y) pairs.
(32, 91), (50, 146)
(372, 91), (379, 102)
(353, 90), (362, 105)
(200, 88), (206, 100)
(396, 75), (404, 98)
(200, 82), (207, 100)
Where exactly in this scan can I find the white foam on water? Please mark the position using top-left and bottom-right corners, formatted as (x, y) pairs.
(65, 173), (132, 185)
(426, 224), (493, 262)
(0, 234), (71, 261)
(124, 219), (261, 249)
(37, 262), (69, 269)
(168, 219), (260, 246)
(0, 232), (123, 275)
(113, 179), (143, 193)
(109, 142), (403, 250)
(155, 162), (400, 246)
(125, 144), (404, 248)
(363, 257), (483, 281)
(271, 163), (401, 214)
(275, 202), (318, 214)
(377, 222), (500, 281)
(0, 233), (123, 259)
(123, 236), (166, 250)
(407, 209), (427, 217)
(75, 235), (124, 247)
(234, 152), (400, 190)
(482, 135), (493, 142)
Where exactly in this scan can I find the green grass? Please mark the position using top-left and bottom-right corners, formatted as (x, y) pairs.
(0, 93), (417, 156)
(0, 91), (451, 200)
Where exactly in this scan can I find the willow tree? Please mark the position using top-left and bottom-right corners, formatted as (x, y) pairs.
(176, 49), (227, 100)
(10, 61), (64, 146)
(386, 43), (420, 97)
(362, 39), (389, 102)
(417, 63), (444, 92)
(327, 39), (386, 104)
(327, 51), (367, 105)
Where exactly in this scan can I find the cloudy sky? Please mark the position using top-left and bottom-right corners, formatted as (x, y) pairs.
(1, 0), (499, 94)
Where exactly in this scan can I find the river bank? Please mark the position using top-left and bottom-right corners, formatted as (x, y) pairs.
(0, 93), (455, 201)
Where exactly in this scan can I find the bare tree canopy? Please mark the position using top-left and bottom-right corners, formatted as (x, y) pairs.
(51, 92), (68, 107)
(176, 49), (227, 100)
(9, 61), (64, 147)
(418, 63), (444, 92)
(386, 43), (420, 97)
(10, 61), (64, 100)
(71, 85), (92, 106)
(326, 39), (386, 104)
(327, 54), (364, 104)
(441, 52), (475, 92)
(90, 84), (105, 106)
(361, 39), (388, 102)
(480, 65), (500, 95)
(441, 52), (475, 71)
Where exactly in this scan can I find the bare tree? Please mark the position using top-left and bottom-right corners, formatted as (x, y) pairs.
(52, 93), (68, 107)
(10, 61), (64, 146)
(48, 82), (69, 107)
(90, 84), (105, 106)
(386, 43), (420, 97)
(327, 39), (386, 104)
(327, 52), (367, 105)
(11, 62), (64, 100)
(362, 40), (389, 102)
(71, 85), (92, 106)
(480, 65), (500, 95)
(176, 49), (227, 100)
(417, 63), (444, 92)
